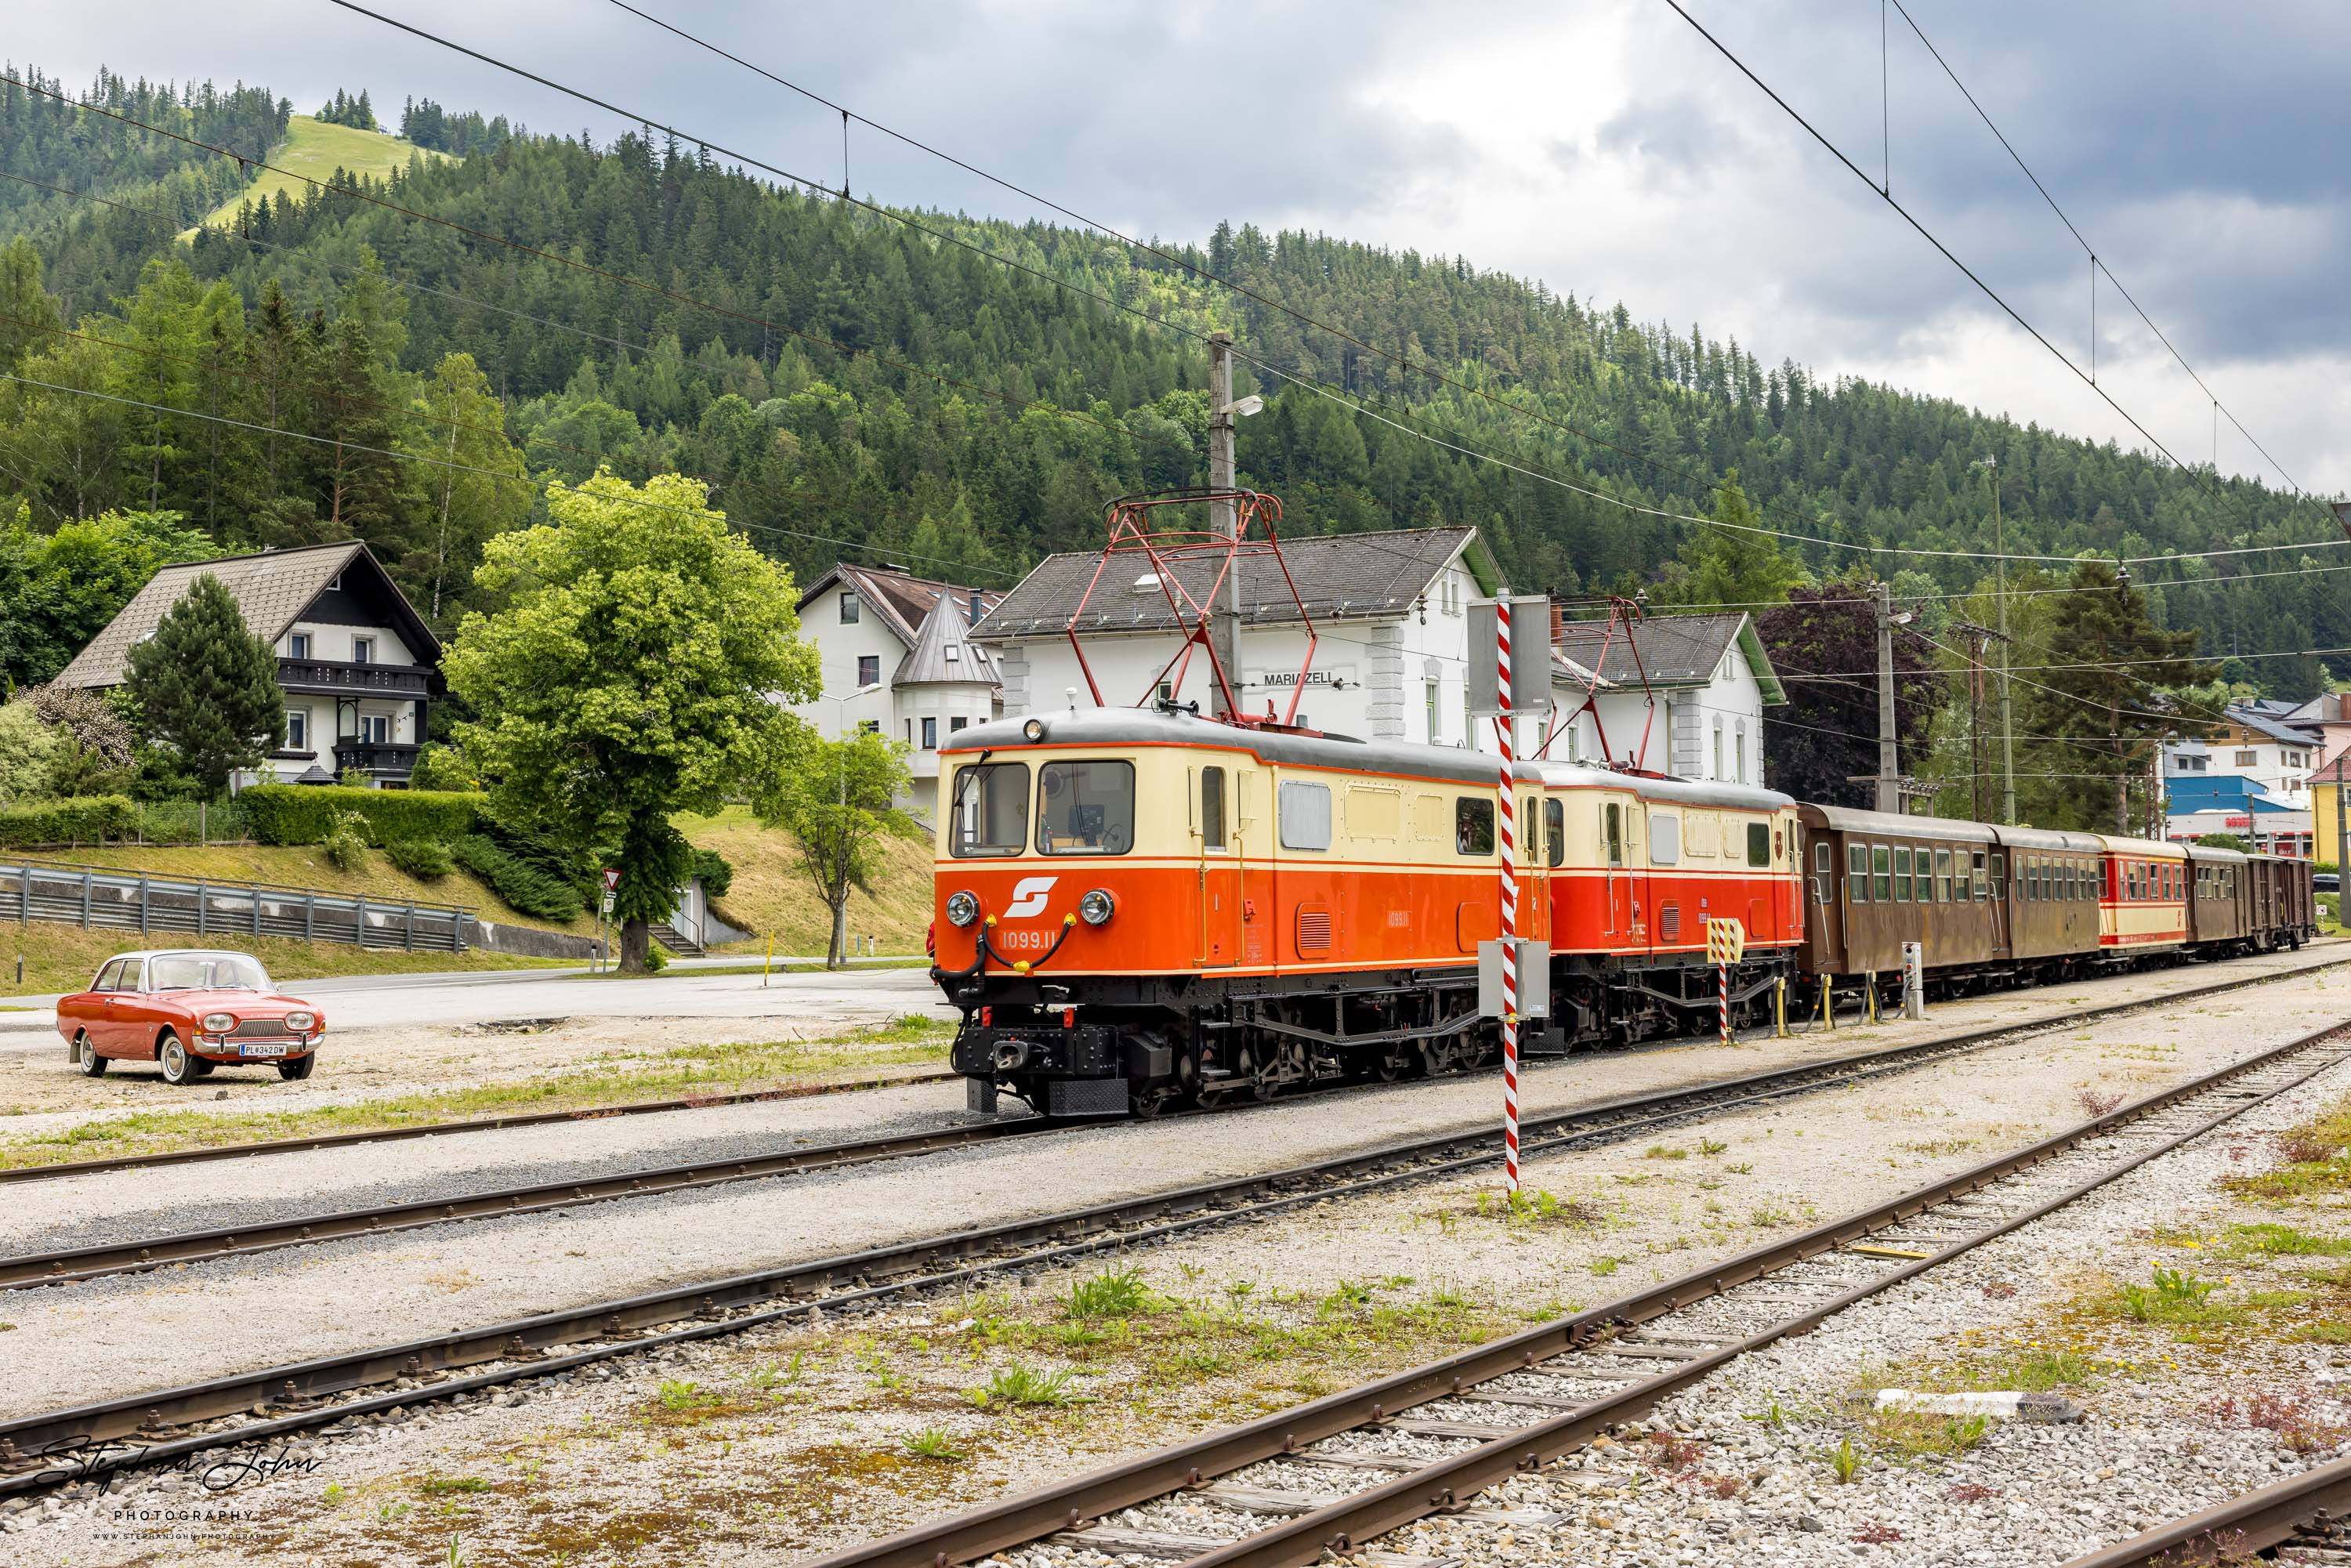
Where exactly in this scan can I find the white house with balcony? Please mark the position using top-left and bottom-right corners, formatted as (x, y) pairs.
(969, 527), (1565, 755)
(54, 541), (439, 787)
(790, 564), (1005, 823)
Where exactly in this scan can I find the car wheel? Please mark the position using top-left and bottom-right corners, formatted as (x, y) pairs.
(158, 1033), (200, 1086)
(277, 1053), (317, 1082)
(74, 1032), (107, 1078)
(190, 1056), (216, 1078)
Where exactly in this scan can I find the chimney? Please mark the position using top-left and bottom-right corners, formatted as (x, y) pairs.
(1551, 601), (1566, 646)
(967, 589), (983, 628)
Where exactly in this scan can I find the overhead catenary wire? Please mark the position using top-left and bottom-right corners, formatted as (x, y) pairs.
(1656, 0), (2333, 543)
(326, 2), (2345, 575)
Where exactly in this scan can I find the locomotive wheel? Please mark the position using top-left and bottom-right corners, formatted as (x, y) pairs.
(1374, 1050), (1404, 1083)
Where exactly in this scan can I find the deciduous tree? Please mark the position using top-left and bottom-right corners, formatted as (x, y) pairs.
(444, 472), (818, 972)
(761, 730), (914, 969)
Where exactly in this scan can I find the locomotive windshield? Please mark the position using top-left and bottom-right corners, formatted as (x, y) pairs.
(1037, 760), (1135, 855)
(950, 762), (1029, 857)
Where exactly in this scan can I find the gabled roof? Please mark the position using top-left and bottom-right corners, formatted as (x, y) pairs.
(1552, 611), (1787, 705)
(799, 563), (1002, 648)
(894, 594), (996, 686)
(2309, 751), (2351, 788)
(54, 541), (437, 689)
(972, 527), (1498, 641)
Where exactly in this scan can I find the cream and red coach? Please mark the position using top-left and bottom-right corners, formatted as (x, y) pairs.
(931, 708), (1802, 1116)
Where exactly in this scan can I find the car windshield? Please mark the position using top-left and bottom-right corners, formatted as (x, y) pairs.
(145, 953), (272, 992)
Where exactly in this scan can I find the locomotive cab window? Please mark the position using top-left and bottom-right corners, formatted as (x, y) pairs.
(1546, 798), (1565, 868)
(1748, 822), (1770, 867)
(949, 762), (1029, 858)
(1453, 796), (1493, 856)
(1604, 804), (1624, 866)
(1199, 766), (1227, 850)
(1037, 761), (1136, 855)
(1281, 780), (1335, 852)
(1524, 796), (1542, 863)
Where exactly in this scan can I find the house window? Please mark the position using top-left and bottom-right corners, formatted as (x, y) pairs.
(857, 719), (879, 735)
(840, 592), (860, 625)
(358, 713), (389, 744)
(922, 717), (937, 750)
(857, 654), (880, 687)
(949, 716), (968, 733)
(285, 711), (308, 751)
(1711, 720), (1723, 780)
(1425, 680), (1441, 744)
(2236, 750), (2258, 767)
(325, 573), (342, 592)
(288, 633), (312, 661)
(351, 636), (375, 664)
(1736, 723), (1748, 784)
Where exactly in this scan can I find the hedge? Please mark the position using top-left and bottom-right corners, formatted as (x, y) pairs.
(242, 785), (484, 848)
(0, 795), (139, 849)
(452, 833), (584, 922)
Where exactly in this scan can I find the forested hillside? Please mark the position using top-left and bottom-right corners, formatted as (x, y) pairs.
(0, 68), (288, 244)
(0, 65), (2340, 820)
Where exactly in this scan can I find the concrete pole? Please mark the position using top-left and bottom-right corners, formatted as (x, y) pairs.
(1207, 331), (1241, 718)
(1991, 460), (2017, 825)
(1875, 578), (1899, 814)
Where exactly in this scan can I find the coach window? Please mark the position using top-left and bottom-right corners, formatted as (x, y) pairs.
(1893, 847), (1913, 902)
(1972, 850), (1988, 900)
(1748, 822), (1770, 867)
(1605, 803), (1624, 866)
(1199, 766), (1227, 851)
(1453, 796), (1494, 856)
(1038, 761), (1136, 855)
(1935, 849), (1953, 903)
(1649, 812), (1681, 865)
(949, 762), (1029, 858)
(1281, 780), (1335, 852)
(1872, 843), (1893, 902)
(1546, 798), (1566, 868)
(1847, 843), (1867, 902)
(1816, 842), (1833, 903)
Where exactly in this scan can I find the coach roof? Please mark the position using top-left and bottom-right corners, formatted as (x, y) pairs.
(1798, 803), (1999, 843)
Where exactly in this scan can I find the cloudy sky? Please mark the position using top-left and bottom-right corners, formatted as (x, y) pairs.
(20, 0), (2349, 496)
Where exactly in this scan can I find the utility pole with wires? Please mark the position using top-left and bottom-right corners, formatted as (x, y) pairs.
(1874, 579), (1900, 813)
(1978, 455), (2017, 824)
(1204, 333), (1262, 719)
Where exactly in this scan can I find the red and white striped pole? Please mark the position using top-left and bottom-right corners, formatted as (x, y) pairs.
(1496, 599), (1521, 1196)
(1718, 957), (1730, 1048)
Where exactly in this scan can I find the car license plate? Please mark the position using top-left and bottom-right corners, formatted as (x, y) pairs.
(237, 1041), (288, 1058)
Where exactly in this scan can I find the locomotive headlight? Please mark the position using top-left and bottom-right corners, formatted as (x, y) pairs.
(284, 1011), (317, 1033)
(201, 1012), (236, 1034)
(1079, 888), (1116, 926)
(945, 890), (980, 928)
(1021, 718), (1047, 743)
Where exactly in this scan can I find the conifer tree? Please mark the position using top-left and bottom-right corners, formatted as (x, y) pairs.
(123, 573), (284, 796)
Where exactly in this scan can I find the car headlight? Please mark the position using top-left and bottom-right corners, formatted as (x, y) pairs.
(945, 890), (980, 928)
(284, 1011), (317, 1033)
(1021, 718), (1046, 743)
(1079, 889), (1116, 926)
(201, 1012), (236, 1034)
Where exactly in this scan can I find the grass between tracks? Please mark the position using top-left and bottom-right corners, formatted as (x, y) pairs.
(0, 1015), (952, 1171)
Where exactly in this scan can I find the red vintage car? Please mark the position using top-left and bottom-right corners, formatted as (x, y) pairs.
(56, 950), (324, 1085)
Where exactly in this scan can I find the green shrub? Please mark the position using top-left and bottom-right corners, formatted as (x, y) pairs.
(643, 943), (670, 972)
(689, 846), (734, 899)
(451, 833), (583, 922)
(385, 837), (455, 880)
(407, 745), (477, 793)
(242, 784), (483, 848)
(0, 794), (139, 848)
(323, 810), (369, 872)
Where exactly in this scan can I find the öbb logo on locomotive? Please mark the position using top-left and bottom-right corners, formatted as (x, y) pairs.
(929, 708), (2316, 1121)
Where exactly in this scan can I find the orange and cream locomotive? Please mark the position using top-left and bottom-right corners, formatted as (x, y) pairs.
(931, 707), (1805, 1116)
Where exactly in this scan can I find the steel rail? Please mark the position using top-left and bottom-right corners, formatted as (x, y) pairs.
(2056, 1453), (2351, 1565)
(0, 961), (2338, 1492)
(0, 1068), (961, 1186)
(4, 952), (2337, 1291)
(806, 1016), (2351, 1568)
(0, 1114), (1061, 1289)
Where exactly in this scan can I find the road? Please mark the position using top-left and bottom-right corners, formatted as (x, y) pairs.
(0, 960), (948, 1050)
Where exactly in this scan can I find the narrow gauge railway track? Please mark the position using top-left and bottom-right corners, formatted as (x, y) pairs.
(4, 954), (2341, 1294)
(2057, 1454), (2351, 1565)
(810, 1016), (2351, 1568)
(0, 1067), (962, 1186)
(0, 980), (2342, 1500)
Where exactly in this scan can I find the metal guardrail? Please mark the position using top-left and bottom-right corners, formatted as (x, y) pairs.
(2, 859), (473, 954)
